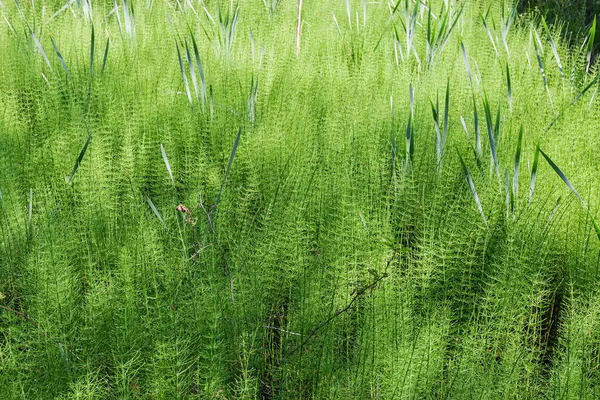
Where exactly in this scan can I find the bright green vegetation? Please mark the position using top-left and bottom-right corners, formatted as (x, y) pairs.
(1, 0), (600, 398)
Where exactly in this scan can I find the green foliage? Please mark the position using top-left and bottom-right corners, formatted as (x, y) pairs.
(1, 0), (600, 398)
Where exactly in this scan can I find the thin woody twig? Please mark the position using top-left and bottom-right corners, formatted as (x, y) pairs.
(280, 251), (398, 364)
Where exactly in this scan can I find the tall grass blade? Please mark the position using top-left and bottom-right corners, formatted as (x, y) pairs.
(430, 96), (442, 168)
(587, 16), (596, 73)
(473, 94), (480, 158)
(482, 91), (498, 176)
(481, 14), (498, 57)
(443, 78), (449, 147)
(461, 41), (472, 86)
(145, 195), (165, 227)
(175, 41), (194, 110)
(29, 28), (53, 73)
(506, 62), (512, 112)
(212, 127), (242, 216)
(160, 144), (174, 186)
(189, 29), (207, 110)
(50, 38), (70, 81)
(513, 125), (522, 202)
(184, 39), (200, 104)
(542, 18), (563, 78)
(458, 151), (487, 225)
(529, 144), (540, 204)
(101, 38), (109, 74)
(537, 146), (600, 240)
(66, 133), (92, 189)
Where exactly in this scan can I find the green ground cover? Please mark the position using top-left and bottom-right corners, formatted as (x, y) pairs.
(1, 0), (600, 398)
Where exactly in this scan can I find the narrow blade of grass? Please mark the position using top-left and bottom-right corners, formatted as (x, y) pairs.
(184, 39), (199, 104)
(160, 144), (174, 186)
(587, 16), (596, 73)
(473, 94), (481, 158)
(458, 151), (487, 225)
(101, 38), (110, 74)
(175, 41), (194, 110)
(506, 62), (512, 112)
(513, 125), (522, 202)
(189, 28), (207, 110)
(461, 41), (472, 86)
(66, 133), (92, 189)
(29, 28), (53, 73)
(443, 78), (449, 146)
(482, 91), (498, 176)
(145, 195), (165, 227)
(481, 14), (498, 57)
(542, 18), (563, 78)
(430, 96), (442, 168)
(537, 146), (600, 240)
(529, 144), (540, 204)
(212, 127), (242, 216)
(50, 38), (70, 81)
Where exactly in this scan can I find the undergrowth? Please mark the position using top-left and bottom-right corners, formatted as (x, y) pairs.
(1, 0), (600, 398)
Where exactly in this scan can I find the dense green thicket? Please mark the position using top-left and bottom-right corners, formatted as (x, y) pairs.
(518, 0), (600, 40)
(1, 0), (600, 398)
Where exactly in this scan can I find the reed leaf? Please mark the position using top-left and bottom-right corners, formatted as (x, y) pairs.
(529, 144), (540, 204)
(101, 38), (110, 74)
(506, 62), (512, 112)
(458, 151), (487, 225)
(461, 41), (472, 86)
(482, 91), (498, 176)
(29, 28), (53, 73)
(145, 195), (165, 227)
(50, 38), (70, 81)
(175, 41), (194, 110)
(160, 144), (174, 186)
(513, 125), (522, 202)
(537, 146), (600, 240)
(212, 127), (242, 216)
(66, 133), (92, 189)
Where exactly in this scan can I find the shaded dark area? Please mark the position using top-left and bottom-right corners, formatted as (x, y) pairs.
(518, 0), (600, 38)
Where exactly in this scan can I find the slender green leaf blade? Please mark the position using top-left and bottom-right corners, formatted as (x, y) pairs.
(66, 133), (92, 189)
